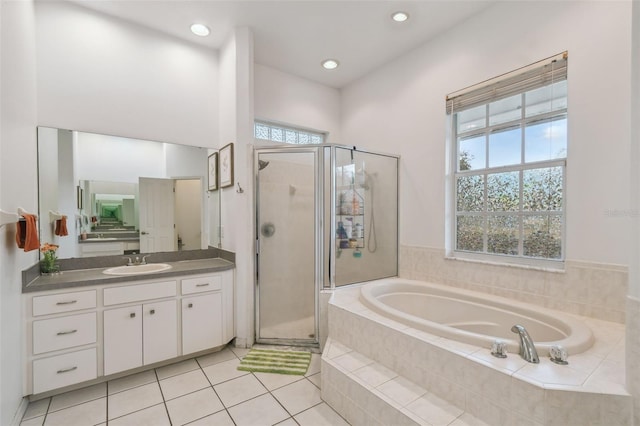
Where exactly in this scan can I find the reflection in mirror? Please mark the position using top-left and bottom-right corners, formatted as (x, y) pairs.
(37, 127), (221, 259)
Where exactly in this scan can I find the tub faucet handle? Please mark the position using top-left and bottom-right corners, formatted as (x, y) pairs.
(491, 340), (507, 358)
(550, 345), (568, 365)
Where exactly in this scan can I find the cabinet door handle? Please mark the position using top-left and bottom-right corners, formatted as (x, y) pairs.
(56, 300), (77, 305)
(57, 329), (78, 336)
(57, 366), (78, 374)
(130, 312), (136, 318)
(188, 303), (193, 308)
(150, 309), (155, 315)
(196, 283), (209, 287)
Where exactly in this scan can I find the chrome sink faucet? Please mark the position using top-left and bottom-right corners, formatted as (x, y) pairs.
(511, 324), (539, 363)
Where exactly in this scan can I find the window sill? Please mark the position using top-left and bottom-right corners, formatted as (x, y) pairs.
(445, 253), (565, 273)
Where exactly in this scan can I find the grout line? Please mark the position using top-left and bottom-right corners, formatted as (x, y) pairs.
(153, 368), (173, 425)
(107, 402), (166, 424)
(105, 381), (109, 425)
(196, 354), (238, 425)
(41, 398), (52, 426)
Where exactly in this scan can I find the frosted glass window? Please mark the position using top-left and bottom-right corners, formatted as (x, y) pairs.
(271, 128), (284, 142)
(285, 130), (297, 144)
(254, 121), (325, 145)
(298, 133), (310, 144)
(255, 123), (270, 140)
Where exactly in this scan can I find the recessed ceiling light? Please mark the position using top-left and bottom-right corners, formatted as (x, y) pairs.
(322, 59), (339, 70)
(391, 11), (409, 22)
(190, 23), (210, 37)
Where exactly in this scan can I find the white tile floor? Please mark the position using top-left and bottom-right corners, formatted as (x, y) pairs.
(21, 345), (350, 426)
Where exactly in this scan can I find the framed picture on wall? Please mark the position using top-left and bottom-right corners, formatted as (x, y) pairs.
(208, 152), (218, 191)
(219, 143), (234, 188)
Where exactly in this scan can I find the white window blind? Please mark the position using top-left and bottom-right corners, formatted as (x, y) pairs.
(446, 52), (567, 114)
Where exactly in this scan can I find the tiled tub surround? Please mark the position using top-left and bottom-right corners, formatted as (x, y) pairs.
(400, 246), (628, 323)
(323, 284), (631, 425)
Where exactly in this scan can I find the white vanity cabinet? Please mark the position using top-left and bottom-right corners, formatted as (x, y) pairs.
(27, 290), (98, 394)
(24, 267), (234, 397)
(103, 281), (178, 375)
(181, 272), (233, 355)
(182, 293), (223, 354)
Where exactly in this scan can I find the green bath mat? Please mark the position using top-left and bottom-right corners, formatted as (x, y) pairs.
(237, 348), (312, 376)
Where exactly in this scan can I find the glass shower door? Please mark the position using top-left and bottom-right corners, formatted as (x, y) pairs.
(256, 150), (318, 344)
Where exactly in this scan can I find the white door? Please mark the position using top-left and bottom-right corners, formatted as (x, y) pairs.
(104, 305), (142, 375)
(139, 178), (175, 253)
(143, 300), (178, 365)
(182, 293), (223, 355)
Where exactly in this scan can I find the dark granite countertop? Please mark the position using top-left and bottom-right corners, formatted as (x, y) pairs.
(22, 248), (235, 293)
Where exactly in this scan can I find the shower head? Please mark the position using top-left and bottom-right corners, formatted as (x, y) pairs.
(258, 160), (270, 171)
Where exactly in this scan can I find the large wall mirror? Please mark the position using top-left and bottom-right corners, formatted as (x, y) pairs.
(37, 127), (221, 259)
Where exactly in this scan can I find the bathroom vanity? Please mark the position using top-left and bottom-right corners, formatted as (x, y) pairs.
(22, 258), (234, 397)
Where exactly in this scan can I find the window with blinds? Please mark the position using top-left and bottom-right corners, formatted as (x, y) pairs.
(448, 53), (567, 266)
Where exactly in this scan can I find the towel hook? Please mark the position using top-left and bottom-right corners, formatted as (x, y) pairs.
(49, 210), (65, 223)
(236, 182), (244, 193)
(17, 207), (35, 218)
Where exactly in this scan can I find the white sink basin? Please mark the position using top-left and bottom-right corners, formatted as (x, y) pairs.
(86, 237), (117, 241)
(103, 263), (172, 276)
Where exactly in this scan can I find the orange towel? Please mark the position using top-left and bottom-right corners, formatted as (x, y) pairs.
(15, 213), (40, 252)
(54, 216), (68, 236)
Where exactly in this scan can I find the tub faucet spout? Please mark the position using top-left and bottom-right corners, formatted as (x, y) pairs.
(511, 324), (539, 363)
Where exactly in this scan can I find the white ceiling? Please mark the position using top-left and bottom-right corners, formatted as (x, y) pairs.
(70, 0), (495, 89)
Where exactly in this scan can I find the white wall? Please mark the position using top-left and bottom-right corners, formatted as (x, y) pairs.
(218, 28), (256, 348)
(341, 1), (632, 266)
(35, 1), (219, 149)
(254, 64), (341, 142)
(0, 1), (38, 423)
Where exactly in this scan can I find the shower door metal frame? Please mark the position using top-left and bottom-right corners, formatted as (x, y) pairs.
(254, 146), (323, 347)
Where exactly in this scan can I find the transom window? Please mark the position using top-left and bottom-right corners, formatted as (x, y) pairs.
(254, 121), (325, 145)
(448, 54), (567, 265)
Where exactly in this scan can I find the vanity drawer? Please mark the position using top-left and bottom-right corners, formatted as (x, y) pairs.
(33, 348), (97, 394)
(104, 280), (177, 306)
(33, 312), (97, 355)
(182, 275), (222, 295)
(32, 290), (97, 317)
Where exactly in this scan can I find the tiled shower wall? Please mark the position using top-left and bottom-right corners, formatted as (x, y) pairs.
(400, 245), (628, 323)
